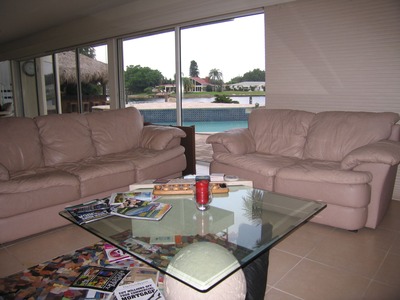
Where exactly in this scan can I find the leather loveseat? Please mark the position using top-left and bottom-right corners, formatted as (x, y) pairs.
(207, 109), (400, 230)
(0, 107), (186, 243)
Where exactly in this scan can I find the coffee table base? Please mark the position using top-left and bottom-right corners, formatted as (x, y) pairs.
(243, 251), (269, 300)
(163, 251), (269, 300)
(164, 268), (247, 299)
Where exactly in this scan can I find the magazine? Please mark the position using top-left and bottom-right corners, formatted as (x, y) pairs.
(114, 279), (165, 300)
(111, 202), (171, 221)
(104, 243), (132, 263)
(70, 266), (129, 294)
(65, 198), (111, 224)
(123, 266), (160, 285)
(110, 192), (171, 221)
(110, 191), (160, 205)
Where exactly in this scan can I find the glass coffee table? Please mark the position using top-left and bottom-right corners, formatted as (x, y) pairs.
(60, 185), (325, 296)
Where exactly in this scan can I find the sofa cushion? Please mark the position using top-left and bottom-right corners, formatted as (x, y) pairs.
(55, 158), (136, 197)
(0, 117), (43, 172)
(276, 160), (372, 185)
(0, 164), (9, 181)
(0, 168), (80, 218)
(102, 146), (186, 170)
(304, 111), (400, 162)
(85, 107), (143, 156)
(249, 109), (315, 158)
(213, 152), (299, 177)
(35, 113), (96, 166)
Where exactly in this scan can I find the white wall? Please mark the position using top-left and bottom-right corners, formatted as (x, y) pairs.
(264, 0), (400, 199)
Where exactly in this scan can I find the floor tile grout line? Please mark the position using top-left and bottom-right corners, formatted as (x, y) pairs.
(268, 251), (307, 289)
(266, 287), (305, 300)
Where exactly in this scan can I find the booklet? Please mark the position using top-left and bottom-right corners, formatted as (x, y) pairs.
(70, 266), (129, 294)
(110, 192), (171, 221)
(114, 279), (165, 300)
(65, 198), (111, 224)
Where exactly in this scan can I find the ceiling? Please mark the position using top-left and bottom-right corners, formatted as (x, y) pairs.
(0, 0), (135, 45)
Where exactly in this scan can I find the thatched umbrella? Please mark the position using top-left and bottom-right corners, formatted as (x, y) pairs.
(57, 51), (108, 85)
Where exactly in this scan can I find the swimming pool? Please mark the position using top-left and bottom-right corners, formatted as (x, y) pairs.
(159, 120), (248, 133)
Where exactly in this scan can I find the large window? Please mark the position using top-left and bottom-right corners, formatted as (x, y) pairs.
(1, 12), (264, 124)
(122, 31), (176, 125)
(118, 13), (265, 132)
(180, 14), (265, 132)
(58, 45), (108, 114)
(0, 61), (14, 117)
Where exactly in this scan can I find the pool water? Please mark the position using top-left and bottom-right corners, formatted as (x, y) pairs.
(159, 121), (248, 133)
(184, 121), (248, 132)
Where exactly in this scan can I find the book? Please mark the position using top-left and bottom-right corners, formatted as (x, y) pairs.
(65, 198), (111, 224)
(70, 266), (129, 294)
(114, 279), (165, 300)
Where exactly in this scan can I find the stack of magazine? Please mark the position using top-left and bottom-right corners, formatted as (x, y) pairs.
(70, 266), (164, 300)
(65, 192), (172, 224)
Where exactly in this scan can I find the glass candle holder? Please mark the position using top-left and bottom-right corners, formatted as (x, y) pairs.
(195, 180), (212, 211)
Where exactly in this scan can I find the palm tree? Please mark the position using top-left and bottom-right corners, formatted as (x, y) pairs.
(209, 68), (223, 83)
(209, 68), (223, 91)
(183, 77), (194, 92)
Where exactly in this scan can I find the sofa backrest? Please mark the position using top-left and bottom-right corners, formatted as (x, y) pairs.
(0, 117), (44, 172)
(248, 109), (315, 158)
(35, 113), (96, 166)
(304, 111), (400, 161)
(85, 107), (143, 156)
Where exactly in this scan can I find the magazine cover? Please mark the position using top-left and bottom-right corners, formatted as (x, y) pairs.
(126, 202), (172, 221)
(65, 198), (111, 224)
(70, 266), (129, 293)
(104, 243), (132, 263)
(110, 191), (160, 205)
(110, 193), (172, 221)
(114, 279), (165, 300)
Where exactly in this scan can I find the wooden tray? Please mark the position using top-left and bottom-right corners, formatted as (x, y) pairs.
(153, 183), (229, 195)
(153, 183), (194, 195)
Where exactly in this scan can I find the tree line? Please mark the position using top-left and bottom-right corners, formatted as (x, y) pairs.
(125, 59), (265, 94)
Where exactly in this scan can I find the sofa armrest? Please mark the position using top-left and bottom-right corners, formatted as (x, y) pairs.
(140, 125), (186, 150)
(341, 140), (400, 170)
(206, 128), (256, 155)
(0, 163), (10, 181)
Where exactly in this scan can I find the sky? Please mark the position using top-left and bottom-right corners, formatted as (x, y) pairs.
(95, 14), (265, 82)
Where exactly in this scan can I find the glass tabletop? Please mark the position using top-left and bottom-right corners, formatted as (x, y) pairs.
(59, 185), (325, 292)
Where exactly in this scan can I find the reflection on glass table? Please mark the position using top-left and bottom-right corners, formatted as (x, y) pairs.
(60, 185), (326, 292)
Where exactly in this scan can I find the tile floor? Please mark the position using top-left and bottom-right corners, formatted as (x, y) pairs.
(1, 163), (399, 299)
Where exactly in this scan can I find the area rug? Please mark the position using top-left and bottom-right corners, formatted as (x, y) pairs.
(0, 241), (143, 299)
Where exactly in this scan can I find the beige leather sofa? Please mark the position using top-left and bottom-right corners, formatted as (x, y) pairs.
(207, 109), (400, 230)
(0, 107), (186, 243)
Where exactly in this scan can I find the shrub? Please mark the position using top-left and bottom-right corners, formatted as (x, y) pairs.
(212, 94), (239, 104)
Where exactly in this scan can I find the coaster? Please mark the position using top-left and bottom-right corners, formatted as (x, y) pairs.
(224, 175), (239, 181)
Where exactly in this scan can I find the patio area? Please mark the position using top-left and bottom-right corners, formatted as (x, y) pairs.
(195, 133), (213, 163)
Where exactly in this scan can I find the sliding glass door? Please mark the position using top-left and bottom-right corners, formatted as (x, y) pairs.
(122, 31), (176, 125)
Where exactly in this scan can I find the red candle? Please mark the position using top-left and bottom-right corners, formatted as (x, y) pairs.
(196, 180), (209, 205)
